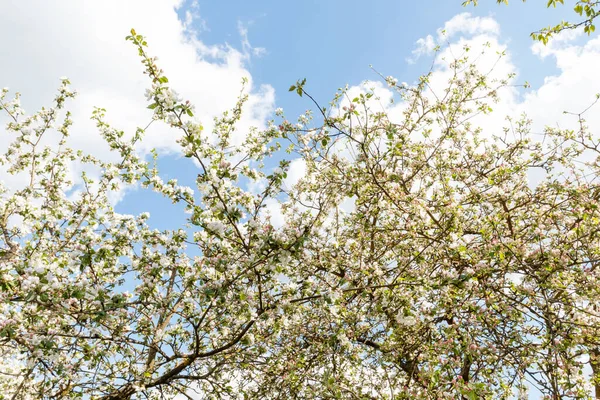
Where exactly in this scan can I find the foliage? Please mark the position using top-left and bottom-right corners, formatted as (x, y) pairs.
(462, 0), (599, 43)
(1, 30), (600, 399)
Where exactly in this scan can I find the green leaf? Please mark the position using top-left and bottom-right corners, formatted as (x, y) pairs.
(288, 85), (296, 92)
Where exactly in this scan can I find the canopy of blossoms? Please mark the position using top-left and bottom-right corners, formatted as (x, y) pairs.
(1, 29), (599, 400)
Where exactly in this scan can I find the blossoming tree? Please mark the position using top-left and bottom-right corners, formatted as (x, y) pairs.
(1, 29), (600, 399)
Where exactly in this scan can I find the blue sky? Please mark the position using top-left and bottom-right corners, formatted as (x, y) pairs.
(180, 0), (569, 117)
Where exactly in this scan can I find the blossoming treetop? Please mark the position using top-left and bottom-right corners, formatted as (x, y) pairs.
(1, 24), (600, 400)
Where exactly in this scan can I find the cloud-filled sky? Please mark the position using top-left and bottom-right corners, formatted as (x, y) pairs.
(1, 0), (599, 230)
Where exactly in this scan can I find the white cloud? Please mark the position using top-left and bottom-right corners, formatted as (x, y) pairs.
(262, 198), (285, 229)
(438, 12), (500, 39)
(409, 12), (500, 63)
(409, 34), (436, 63)
(284, 158), (307, 190)
(408, 12), (600, 140)
(182, 0), (209, 36)
(238, 21), (267, 58)
(400, 13), (599, 149)
(530, 28), (584, 59)
(524, 34), (600, 134)
(0, 0), (274, 197)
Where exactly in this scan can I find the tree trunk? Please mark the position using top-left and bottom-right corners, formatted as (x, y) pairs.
(591, 348), (600, 399)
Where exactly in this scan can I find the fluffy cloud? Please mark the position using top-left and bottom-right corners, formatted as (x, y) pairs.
(283, 158), (307, 190)
(440, 12), (500, 39)
(524, 34), (600, 134)
(384, 13), (599, 149)
(0, 0), (274, 193)
(409, 12), (500, 63)
(238, 21), (267, 58)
